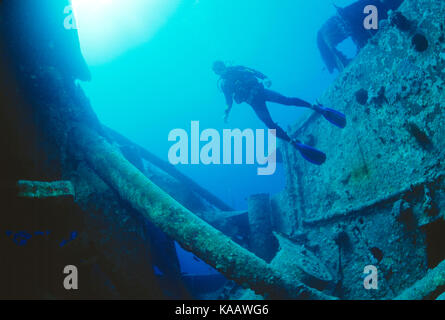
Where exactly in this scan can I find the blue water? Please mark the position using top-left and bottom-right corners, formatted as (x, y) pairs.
(74, 0), (356, 275)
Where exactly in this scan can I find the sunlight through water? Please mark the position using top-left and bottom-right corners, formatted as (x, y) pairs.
(71, 0), (181, 65)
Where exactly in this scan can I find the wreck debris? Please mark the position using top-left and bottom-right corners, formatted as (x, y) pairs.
(270, 232), (335, 291)
(369, 86), (388, 106)
(105, 126), (233, 212)
(406, 122), (433, 150)
(355, 89), (369, 105)
(422, 185), (439, 217)
(333, 230), (352, 295)
(71, 125), (335, 300)
(394, 259), (445, 300)
(334, 231), (352, 252)
(17, 180), (75, 199)
(369, 247), (384, 263)
(0, 0), (91, 82)
(390, 11), (413, 32)
(412, 34), (429, 52)
(248, 194), (278, 262)
(394, 199), (417, 230)
(437, 292), (445, 300)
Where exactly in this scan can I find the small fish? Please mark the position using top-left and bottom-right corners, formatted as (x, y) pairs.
(153, 266), (164, 276)
(70, 231), (78, 240)
(13, 231), (32, 246)
(59, 231), (79, 247)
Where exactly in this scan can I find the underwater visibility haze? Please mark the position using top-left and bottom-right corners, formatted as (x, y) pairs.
(73, 0), (358, 278)
(75, 0), (356, 209)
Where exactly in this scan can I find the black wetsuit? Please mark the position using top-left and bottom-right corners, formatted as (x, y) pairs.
(220, 66), (312, 142)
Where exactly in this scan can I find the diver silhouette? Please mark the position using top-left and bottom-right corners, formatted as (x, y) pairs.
(213, 61), (346, 165)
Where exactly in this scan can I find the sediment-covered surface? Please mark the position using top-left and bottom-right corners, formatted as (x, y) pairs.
(273, 0), (444, 299)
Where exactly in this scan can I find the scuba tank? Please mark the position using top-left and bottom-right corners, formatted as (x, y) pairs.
(217, 66), (269, 104)
(219, 66), (265, 104)
(233, 78), (263, 104)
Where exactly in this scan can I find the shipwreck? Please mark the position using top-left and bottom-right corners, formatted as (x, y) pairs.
(0, 0), (444, 300)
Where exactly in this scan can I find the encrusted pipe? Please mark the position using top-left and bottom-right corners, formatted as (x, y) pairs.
(248, 194), (278, 262)
(394, 259), (445, 300)
(72, 125), (335, 300)
(17, 180), (75, 199)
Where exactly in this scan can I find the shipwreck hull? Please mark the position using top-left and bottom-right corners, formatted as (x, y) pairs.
(0, 0), (220, 299)
(273, 0), (445, 299)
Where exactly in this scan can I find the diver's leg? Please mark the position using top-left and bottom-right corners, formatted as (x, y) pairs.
(264, 89), (346, 129)
(264, 89), (312, 108)
(251, 101), (292, 142)
(251, 101), (327, 165)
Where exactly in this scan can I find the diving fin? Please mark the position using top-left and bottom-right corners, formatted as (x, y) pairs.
(292, 140), (327, 165)
(313, 104), (347, 129)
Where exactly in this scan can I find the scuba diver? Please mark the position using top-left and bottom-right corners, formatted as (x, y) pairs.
(212, 61), (346, 165)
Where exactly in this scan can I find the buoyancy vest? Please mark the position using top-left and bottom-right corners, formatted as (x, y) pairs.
(221, 67), (265, 104)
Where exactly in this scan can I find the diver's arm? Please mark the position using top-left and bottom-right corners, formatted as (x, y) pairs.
(222, 86), (233, 123)
(224, 91), (233, 107)
(223, 105), (232, 123)
(223, 95), (233, 123)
